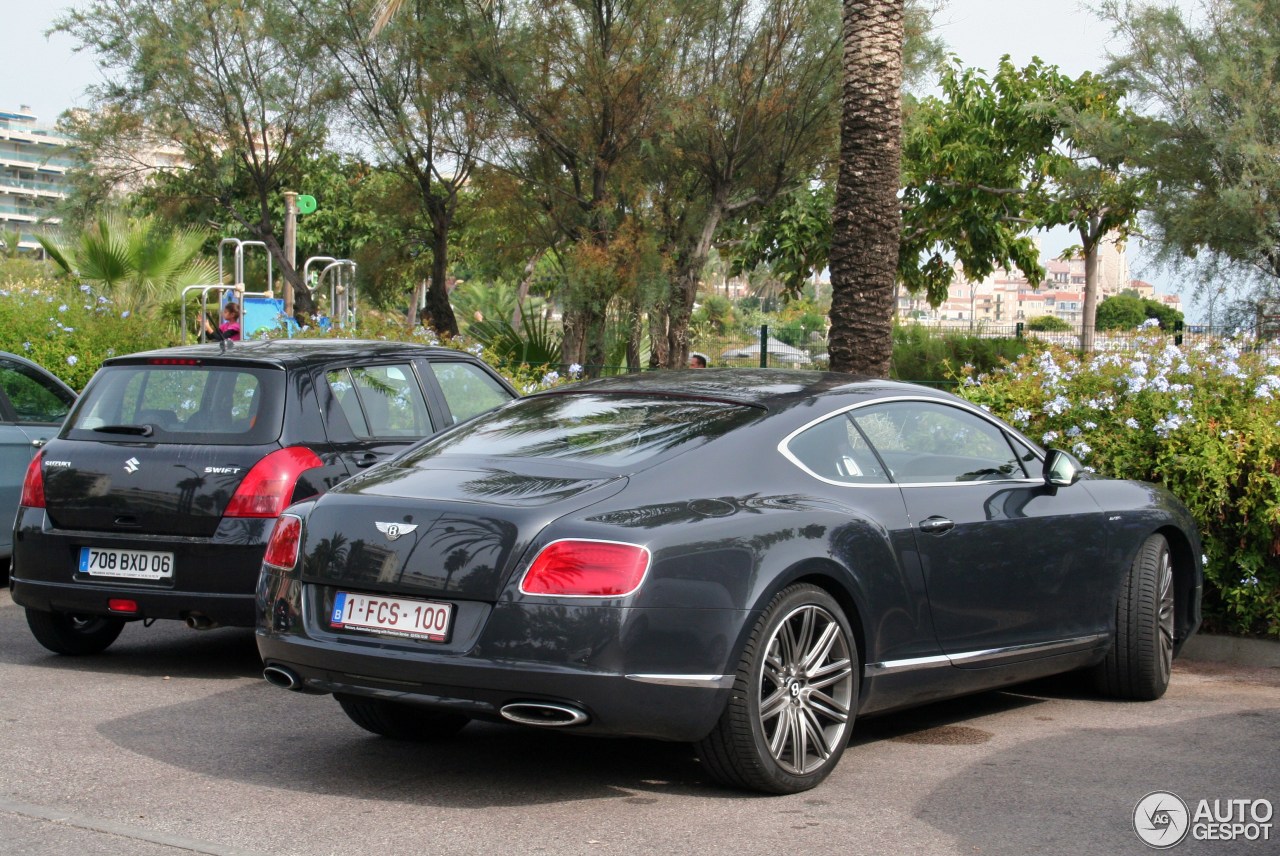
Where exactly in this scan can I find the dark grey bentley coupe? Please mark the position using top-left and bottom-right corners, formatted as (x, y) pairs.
(256, 370), (1202, 794)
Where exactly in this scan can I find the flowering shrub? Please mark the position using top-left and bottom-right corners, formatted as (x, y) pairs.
(957, 334), (1280, 638)
(0, 280), (172, 390)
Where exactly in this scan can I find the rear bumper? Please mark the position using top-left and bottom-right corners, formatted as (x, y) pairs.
(9, 507), (271, 627)
(256, 571), (749, 742)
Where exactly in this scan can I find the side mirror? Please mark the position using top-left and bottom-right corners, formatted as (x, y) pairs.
(1043, 449), (1082, 488)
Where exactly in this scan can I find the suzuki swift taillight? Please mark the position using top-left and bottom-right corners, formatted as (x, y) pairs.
(263, 514), (303, 570)
(19, 451), (45, 508)
(223, 447), (322, 518)
(519, 539), (651, 597)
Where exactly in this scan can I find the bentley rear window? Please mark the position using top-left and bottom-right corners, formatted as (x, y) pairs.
(64, 364), (285, 445)
(404, 393), (758, 468)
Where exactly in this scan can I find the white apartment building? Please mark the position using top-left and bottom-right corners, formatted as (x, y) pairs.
(0, 107), (72, 249)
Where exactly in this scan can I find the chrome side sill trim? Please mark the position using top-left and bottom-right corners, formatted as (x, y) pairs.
(625, 673), (735, 689)
(868, 633), (1110, 675)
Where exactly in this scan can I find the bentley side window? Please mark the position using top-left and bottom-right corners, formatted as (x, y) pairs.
(852, 402), (1028, 484)
(784, 415), (891, 485)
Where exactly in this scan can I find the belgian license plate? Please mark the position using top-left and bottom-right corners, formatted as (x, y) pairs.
(79, 547), (174, 580)
(331, 591), (452, 642)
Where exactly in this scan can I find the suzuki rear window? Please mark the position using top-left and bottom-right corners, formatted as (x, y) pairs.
(404, 393), (758, 469)
(63, 364), (285, 445)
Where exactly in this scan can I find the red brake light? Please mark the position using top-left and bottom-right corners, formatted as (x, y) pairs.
(520, 540), (651, 597)
(224, 447), (323, 518)
(149, 358), (202, 366)
(20, 451), (45, 508)
(263, 514), (303, 570)
(108, 599), (138, 614)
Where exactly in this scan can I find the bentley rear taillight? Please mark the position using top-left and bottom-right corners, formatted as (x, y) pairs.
(263, 515), (303, 571)
(519, 540), (651, 597)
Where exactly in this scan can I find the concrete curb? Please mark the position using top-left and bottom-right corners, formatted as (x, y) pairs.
(1180, 633), (1280, 668)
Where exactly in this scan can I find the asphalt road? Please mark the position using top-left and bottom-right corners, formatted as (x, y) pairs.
(1, 587), (1276, 856)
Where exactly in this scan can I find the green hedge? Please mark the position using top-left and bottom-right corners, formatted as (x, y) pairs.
(0, 281), (171, 390)
(891, 325), (1029, 385)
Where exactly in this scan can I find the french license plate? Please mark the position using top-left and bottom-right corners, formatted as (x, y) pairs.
(331, 591), (452, 642)
(79, 547), (174, 580)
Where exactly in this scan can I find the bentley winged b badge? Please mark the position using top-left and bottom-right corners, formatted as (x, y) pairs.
(375, 521), (419, 542)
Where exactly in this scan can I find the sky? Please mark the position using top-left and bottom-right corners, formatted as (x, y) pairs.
(0, 0), (1202, 318)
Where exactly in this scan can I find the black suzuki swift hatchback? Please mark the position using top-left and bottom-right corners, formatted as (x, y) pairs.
(9, 339), (515, 654)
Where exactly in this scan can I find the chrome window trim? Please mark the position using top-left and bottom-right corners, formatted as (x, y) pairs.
(867, 633), (1110, 675)
(777, 394), (1045, 489)
(624, 673), (735, 689)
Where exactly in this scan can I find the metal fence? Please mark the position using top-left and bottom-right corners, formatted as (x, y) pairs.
(504, 322), (1278, 379)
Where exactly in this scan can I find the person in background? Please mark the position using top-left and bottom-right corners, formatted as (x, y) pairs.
(689, 353), (708, 369)
(204, 302), (241, 342)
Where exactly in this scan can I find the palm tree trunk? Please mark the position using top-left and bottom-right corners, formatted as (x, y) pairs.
(828, 0), (904, 376)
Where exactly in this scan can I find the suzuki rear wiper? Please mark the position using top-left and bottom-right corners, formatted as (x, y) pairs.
(92, 424), (155, 437)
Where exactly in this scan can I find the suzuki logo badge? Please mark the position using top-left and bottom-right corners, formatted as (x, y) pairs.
(375, 521), (418, 541)
(123, 457), (141, 474)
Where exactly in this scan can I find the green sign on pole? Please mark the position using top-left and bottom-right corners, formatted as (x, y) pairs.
(297, 194), (317, 215)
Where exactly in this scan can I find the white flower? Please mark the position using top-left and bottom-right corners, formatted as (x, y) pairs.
(120, 310), (130, 318)
(1043, 395), (1070, 416)
(66, 355), (78, 366)
(522, 383), (538, 394)
(1141, 317), (1161, 328)
(1072, 441), (1091, 458)
(1067, 425), (1081, 438)
(541, 370), (560, 386)
(22, 341), (31, 351)
(1042, 430), (1059, 444)
(569, 363), (583, 378)
(79, 284), (92, 293)
(58, 304), (68, 312)
(1124, 417), (1140, 430)
(1011, 408), (1031, 425)
(1083, 421), (1097, 430)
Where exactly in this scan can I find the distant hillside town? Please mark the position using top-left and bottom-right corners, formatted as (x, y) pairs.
(894, 237), (1183, 328)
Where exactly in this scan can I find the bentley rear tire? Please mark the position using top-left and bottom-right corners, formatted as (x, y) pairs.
(697, 584), (858, 794)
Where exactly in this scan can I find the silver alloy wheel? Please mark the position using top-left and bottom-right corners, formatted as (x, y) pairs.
(758, 603), (854, 775)
(1157, 548), (1175, 684)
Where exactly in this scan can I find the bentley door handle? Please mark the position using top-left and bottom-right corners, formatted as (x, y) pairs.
(918, 516), (954, 535)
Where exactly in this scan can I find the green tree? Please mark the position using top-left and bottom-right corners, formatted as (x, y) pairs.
(1102, 0), (1280, 293)
(302, 0), (497, 336)
(1095, 293), (1184, 330)
(650, 0), (841, 370)
(1025, 314), (1072, 332)
(901, 57), (1146, 352)
(57, 0), (341, 321)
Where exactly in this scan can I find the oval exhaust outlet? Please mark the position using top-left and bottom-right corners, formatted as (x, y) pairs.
(262, 665), (301, 691)
(500, 702), (590, 727)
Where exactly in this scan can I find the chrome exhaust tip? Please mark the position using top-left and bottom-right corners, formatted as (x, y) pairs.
(500, 701), (590, 728)
(263, 665), (302, 691)
(184, 613), (218, 630)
